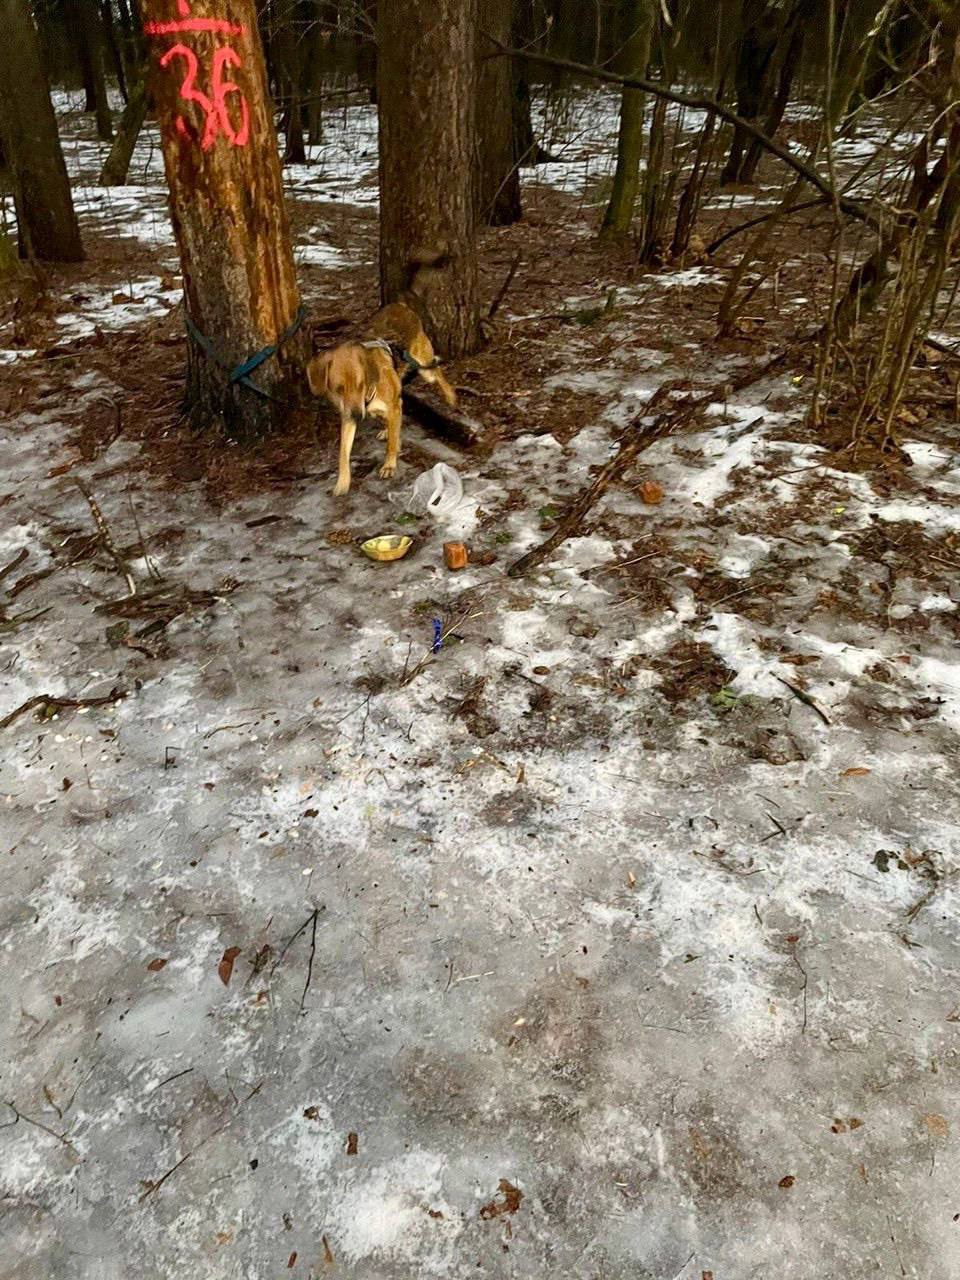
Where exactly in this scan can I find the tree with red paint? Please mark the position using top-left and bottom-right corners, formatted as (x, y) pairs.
(142, 0), (307, 439)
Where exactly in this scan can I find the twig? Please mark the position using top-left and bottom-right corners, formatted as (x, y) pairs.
(75, 479), (136, 596)
(705, 197), (829, 256)
(774, 675), (832, 725)
(4, 1102), (80, 1156)
(138, 1151), (190, 1202)
(487, 252), (522, 320)
(1, 684), (126, 730)
(152, 1067), (194, 1091)
(300, 908), (320, 1011)
(791, 946), (808, 1034)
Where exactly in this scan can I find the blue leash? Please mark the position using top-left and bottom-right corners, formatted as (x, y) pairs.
(184, 305), (306, 400)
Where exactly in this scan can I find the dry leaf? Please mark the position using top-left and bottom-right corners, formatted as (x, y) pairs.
(639, 480), (664, 505)
(702, 1272), (714, 1280)
(848, 1117), (863, 1130)
(778, 1175), (795, 1189)
(218, 946), (242, 986)
(923, 1112), (948, 1138)
(321, 1234), (335, 1268)
(479, 1178), (523, 1219)
(287, 1252), (297, 1269)
(147, 957), (168, 972)
(346, 1132), (358, 1156)
(841, 767), (871, 778)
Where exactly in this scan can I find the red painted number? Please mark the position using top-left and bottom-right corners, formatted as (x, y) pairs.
(159, 42), (250, 150)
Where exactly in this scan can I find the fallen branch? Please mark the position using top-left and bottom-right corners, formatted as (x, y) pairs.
(1, 685), (126, 730)
(402, 387), (481, 449)
(508, 350), (792, 578)
(484, 41), (882, 233)
(75, 479), (136, 596)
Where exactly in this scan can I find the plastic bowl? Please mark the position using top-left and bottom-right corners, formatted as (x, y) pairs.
(361, 535), (413, 562)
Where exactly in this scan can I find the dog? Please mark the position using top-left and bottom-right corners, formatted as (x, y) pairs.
(307, 267), (457, 496)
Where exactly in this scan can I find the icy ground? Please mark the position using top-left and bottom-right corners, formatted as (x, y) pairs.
(3, 94), (960, 1280)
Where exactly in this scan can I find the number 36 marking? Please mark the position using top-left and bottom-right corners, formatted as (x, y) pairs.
(160, 43), (250, 150)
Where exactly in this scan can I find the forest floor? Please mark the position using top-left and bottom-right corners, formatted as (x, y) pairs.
(2, 90), (960, 1280)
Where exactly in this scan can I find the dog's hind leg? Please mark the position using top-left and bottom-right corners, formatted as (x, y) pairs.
(334, 415), (357, 495)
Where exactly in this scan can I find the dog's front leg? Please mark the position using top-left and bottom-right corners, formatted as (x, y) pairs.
(334, 415), (357, 495)
(379, 400), (401, 479)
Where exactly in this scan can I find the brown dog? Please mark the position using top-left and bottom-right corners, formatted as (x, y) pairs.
(307, 301), (456, 496)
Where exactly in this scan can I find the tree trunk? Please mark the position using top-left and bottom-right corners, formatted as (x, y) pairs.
(721, 0), (780, 184)
(99, 75), (148, 184)
(0, 0), (83, 261)
(142, 0), (307, 438)
(601, 0), (656, 237)
(67, 0), (115, 139)
(377, 0), (481, 357)
(828, 0), (887, 132)
(476, 0), (521, 226)
(101, 0), (129, 102)
(738, 0), (808, 184)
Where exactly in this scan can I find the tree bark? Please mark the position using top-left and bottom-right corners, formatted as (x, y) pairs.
(721, 0), (780, 184)
(601, 0), (656, 237)
(101, 0), (129, 102)
(476, 0), (521, 226)
(66, 0), (115, 140)
(738, 0), (810, 183)
(142, 0), (307, 438)
(0, 0), (84, 261)
(377, 0), (481, 357)
(99, 75), (149, 184)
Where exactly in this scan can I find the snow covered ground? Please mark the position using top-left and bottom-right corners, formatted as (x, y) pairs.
(2, 92), (960, 1280)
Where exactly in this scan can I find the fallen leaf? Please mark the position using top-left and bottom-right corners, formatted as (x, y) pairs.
(479, 1178), (523, 1219)
(923, 1112), (948, 1138)
(321, 1234), (335, 1268)
(427, 1208), (444, 1219)
(346, 1132), (358, 1156)
(54, 995), (62, 1007)
(841, 767), (871, 778)
(639, 479), (664, 505)
(831, 1119), (847, 1134)
(848, 1117), (863, 1130)
(147, 957), (168, 972)
(218, 946), (242, 986)
(287, 1252), (297, 1269)
(215, 1231), (232, 1245)
(778, 1175), (795, 1189)
(303, 1106), (320, 1120)
(703, 1273), (714, 1280)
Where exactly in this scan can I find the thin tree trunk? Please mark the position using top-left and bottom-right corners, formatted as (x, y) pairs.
(101, 0), (129, 103)
(828, 0), (887, 132)
(142, 0), (307, 438)
(739, 0), (809, 184)
(378, 0), (481, 357)
(0, 0), (83, 261)
(721, 0), (780, 184)
(67, 0), (115, 139)
(477, 0), (521, 226)
(99, 75), (148, 184)
(601, 0), (656, 237)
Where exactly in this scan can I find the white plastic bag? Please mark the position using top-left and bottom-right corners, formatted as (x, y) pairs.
(408, 463), (464, 517)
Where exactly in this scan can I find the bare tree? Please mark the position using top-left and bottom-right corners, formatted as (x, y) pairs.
(477, 0), (522, 226)
(0, 0), (83, 261)
(142, 0), (307, 437)
(377, 0), (481, 356)
(601, 0), (657, 237)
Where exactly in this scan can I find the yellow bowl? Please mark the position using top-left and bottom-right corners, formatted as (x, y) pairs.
(361, 535), (413, 562)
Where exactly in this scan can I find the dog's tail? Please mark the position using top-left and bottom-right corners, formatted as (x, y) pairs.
(403, 248), (451, 300)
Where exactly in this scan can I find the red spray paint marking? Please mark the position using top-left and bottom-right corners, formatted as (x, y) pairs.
(147, 3), (251, 149)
